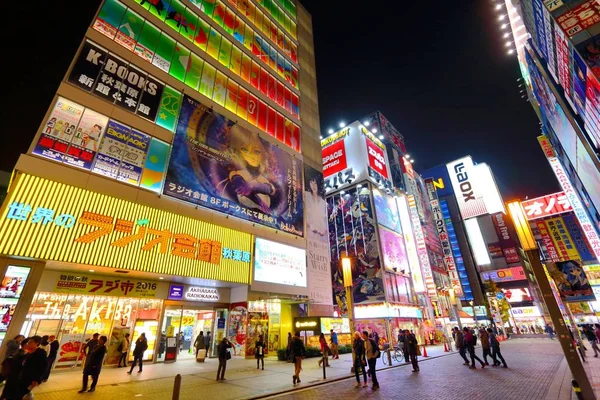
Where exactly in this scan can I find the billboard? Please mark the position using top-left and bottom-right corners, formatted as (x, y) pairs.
(502, 287), (532, 303)
(378, 226), (409, 273)
(164, 95), (304, 236)
(408, 195), (436, 297)
(254, 238), (307, 287)
(481, 267), (527, 283)
(304, 164), (333, 305)
(521, 192), (572, 220)
(491, 213), (520, 264)
(397, 195), (426, 294)
(556, 0), (600, 37)
(372, 189), (401, 233)
(546, 260), (597, 302)
(422, 165), (453, 198)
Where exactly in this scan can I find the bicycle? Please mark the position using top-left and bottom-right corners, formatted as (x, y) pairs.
(381, 345), (405, 365)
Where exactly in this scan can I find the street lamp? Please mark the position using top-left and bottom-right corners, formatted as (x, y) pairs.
(507, 201), (594, 399)
(342, 257), (356, 372)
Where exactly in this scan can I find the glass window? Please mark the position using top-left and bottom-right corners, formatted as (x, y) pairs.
(243, 25), (254, 51)
(291, 123), (300, 151)
(199, 62), (217, 98)
(291, 66), (298, 89)
(257, 101), (267, 131)
(283, 59), (292, 85)
(237, 86), (249, 120)
(283, 118), (294, 148)
(152, 32), (176, 73)
(283, 14), (291, 36)
(114, 8), (145, 52)
(165, 0), (187, 31)
(237, 0), (247, 16)
(269, 24), (278, 44)
(134, 21), (161, 63)
(259, 67), (268, 96)
(225, 80), (238, 113)
(213, 0), (226, 27)
(169, 43), (191, 82)
(233, 17), (245, 44)
(276, 53), (285, 78)
(241, 53), (252, 83)
(277, 29), (284, 49)
(212, 70), (228, 106)
(275, 113), (285, 142)
(194, 18), (211, 52)
(93, 0), (127, 39)
(201, 0), (216, 17)
(218, 37), (232, 67)
(282, 35), (291, 58)
(185, 53), (205, 90)
(290, 20), (297, 40)
(230, 46), (242, 75)
(156, 86), (182, 132)
(246, 0), (256, 23)
(284, 87), (292, 113)
(291, 93), (299, 118)
(266, 106), (276, 137)
(267, 74), (276, 101)
(268, 46), (277, 70)
(290, 42), (297, 63)
(207, 28), (222, 60)
(247, 93), (258, 126)
(140, 138), (170, 193)
(258, 38), (269, 64)
(260, 11), (269, 37)
(223, 6), (236, 35)
(179, 6), (199, 42)
(276, 81), (284, 107)
(136, 0), (171, 21)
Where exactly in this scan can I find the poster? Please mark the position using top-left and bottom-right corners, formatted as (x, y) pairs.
(163, 95), (303, 236)
(246, 309), (268, 358)
(53, 272), (159, 298)
(0, 266), (30, 299)
(228, 302), (247, 356)
(33, 97), (84, 162)
(546, 260), (596, 302)
(92, 120), (130, 179)
(117, 129), (151, 185)
(372, 189), (401, 233)
(304, 164), (333, 305)
(254, 238), (306, 287)
(64, 108), (109, 170)
(56, 334), (86, 367)
(140, 139), (170, 192)
(378, 226), (409, 273)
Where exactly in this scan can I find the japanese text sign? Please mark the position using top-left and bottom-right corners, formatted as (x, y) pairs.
(521, 192), (571, 220)
(54, 273), (158, 298)
(481, 266), (527, 283)
(556, 0), (600, 37)
(0, 173), (253, 284)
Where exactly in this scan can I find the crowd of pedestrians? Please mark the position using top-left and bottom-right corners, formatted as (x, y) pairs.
(453, 326), (508, 369)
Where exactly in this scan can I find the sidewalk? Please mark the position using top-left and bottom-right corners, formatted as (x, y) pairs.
(34, 344), (450, 399)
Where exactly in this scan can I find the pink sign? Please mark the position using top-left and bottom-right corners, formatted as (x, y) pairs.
(481, 267), (526, 283)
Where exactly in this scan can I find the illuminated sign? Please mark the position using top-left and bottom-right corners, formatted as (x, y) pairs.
(254, 238), (307, 287)
(295, 321), (317, 328)
(407, 195), (436, 297)
(184, 286), (220, 302)
(0, 173), (253, 284)
(538, 135), (556, 158)
(354, 303), (423, 319)
(322, 139), (347, 178)
(521, 192), (571, 220)
(502, 287), (532, 303)
(481, 266), (527, 283)
(54, 272), (158, 298)
(464, 218), (491, 266)
(320, 128), (349, 148)
(511, 306), (542, 317)
(397, 196), (425, 293)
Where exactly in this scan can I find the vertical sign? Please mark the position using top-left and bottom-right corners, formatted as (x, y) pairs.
(408, 195), (436, 298)
(397, 195), (425, 293)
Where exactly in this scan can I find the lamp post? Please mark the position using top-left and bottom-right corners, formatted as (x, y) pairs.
(342, 257), (355, 373)
(507, 201), (594, 399)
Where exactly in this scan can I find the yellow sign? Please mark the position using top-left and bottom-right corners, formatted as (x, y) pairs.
(360, 126), (385, 149)
(54, 272), (159, 298)
(320, 128), (349, 147)
(0, 173), (253, 283)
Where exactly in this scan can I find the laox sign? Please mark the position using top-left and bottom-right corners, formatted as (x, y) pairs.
(446, 156), (493, 220)
(453, 162), (475, 202)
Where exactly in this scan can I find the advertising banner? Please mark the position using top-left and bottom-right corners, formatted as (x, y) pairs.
(254, 238), (307, 287)
(53, 272), (159, 298)
(365, 136), (388, 178)
(378, 226), (409, 273)
(501, 287), (532, 303)
(521, 192), (571, 220)
(408, 195), (436, 297)
(91, 120), (129, 179)
(164, 95), (303, 236)
(117, 129), (150, 185)
(422, 165), (453, 198)
(397, 195), (426, 294)
(554, 20), (572, 100)
(563, 214), (596, 263)
(547, 217), (580, 261)
(481, 266), (526, 283)
(304, 165), (333, 305)
(556, 0), (600, 37)
(228, 302), (247, 356)
(546, 260), (596, 302)
(583, 69), (600, 149)
(372, 189), (401, 233)
(63, 108), (109, 170)
(322, 139), (347, 178)
(491, 213), (520, 263)
(536, 219), (561, 262)
(446, 156), (487, 220)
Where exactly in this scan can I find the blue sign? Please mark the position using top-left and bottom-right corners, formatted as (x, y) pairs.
(168, 284), (184, 300)
(496, 292), (505, 300)
(421, 165), (453, 198)
(217, 318), (226, 329)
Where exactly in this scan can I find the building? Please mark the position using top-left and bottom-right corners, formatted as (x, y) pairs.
(0, 0), (331, 366)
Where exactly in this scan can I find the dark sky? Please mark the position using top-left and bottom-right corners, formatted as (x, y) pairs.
(1, 0), (559, 200)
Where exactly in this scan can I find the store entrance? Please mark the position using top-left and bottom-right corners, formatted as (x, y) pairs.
(157, 306), (216, 362)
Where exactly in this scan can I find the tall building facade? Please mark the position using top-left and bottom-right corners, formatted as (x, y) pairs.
(0, 0), (332, 365)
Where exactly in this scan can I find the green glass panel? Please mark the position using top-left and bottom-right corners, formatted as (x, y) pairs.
(164, 0), (186, 32)
(179, 6), (199, 42)
(152, 32), (176, 73)
(213, 0), (225, 28)
(134, 21), (161, 62)
(207, 28), (221, 60)
(230, 46), (242, 75)
(199, 62), (216, 98)
(93, 0), (126, 39)
(184, 53), (204, 90)
(218, 37), (232, 68)
(290, 19), (296, 39)
(194, 18), (210, 51)
(212, 71), (227, 106)
(243, 25), (253, 51)
(114, 8), (145, 51)
(169, 43), (191, 82)
(202, 0), (216, 18)
(156, 86), (182, 132)
(145, 0), (172, 21)
(140, 138), (170, 193)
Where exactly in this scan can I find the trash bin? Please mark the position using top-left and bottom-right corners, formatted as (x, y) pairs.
(196, 349), (207, 362)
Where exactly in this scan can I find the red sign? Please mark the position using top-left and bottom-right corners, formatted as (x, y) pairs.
(521, 192), (571, 220)
(322, 140), (347, 178)
(556, 0), (600, 37)
(535, 220), (560, 262)
(502, 247), (520, 264)
(538, 135), (556, 158)
(365, 138), (388, 178)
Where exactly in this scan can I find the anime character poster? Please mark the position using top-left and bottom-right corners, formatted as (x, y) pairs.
(372, 189), (401, 233)
(163, 95), (304, 236)
(228, 302), (247, 356)
(546, 260), (596, 302)
(33, 97), (84, 162)
(378, 226), (409, 273)
(328, 187), (384, 313)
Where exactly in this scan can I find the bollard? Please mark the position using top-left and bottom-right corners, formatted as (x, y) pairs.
(387, 348), (392, 366)
(322, 354), (327, 379)
(172, 374), (181, 400)
(572, 380), (584, 400)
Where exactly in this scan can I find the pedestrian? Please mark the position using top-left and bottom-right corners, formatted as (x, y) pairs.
(127, 333), (148, 374)
(372, 331), (380, 348)
(487, 328), (508, 368)
(407, 330), (419, 372)
(530, 325), (536, 334)
(42, 335), (59, 382)
(398, 330), (409, 362)
(205, 331), (212, 356)
(18, 336), (47, 399)
(291, 332), (305, 385)
(83, 333), (99, 368)
(194, 331), (206, 359)
(78, 335), (107, 393)
(286, 332), (293, 362)
(1, 337), (27, 400)
(317, 332), (330, 367)
(255, 335), (265, 370)
(583, 326), (599, 358)
(545, 324), (555, 340)
(463, 327), (485, 369)
(117, 333), (130, 368)
(363, 331), (380, 389)
(329, 329), (339, 359)
(352, 331), (367, 388)
(3, 334), (24, 361)
(216, 337), (232, 381)
(454, 327), (469, 365)
(479, 328), (493, 366)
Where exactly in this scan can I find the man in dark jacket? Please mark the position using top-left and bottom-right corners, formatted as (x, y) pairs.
(1, 338), (27, 400)
(291, 332), (305, 385)
(83, 333), (99, 367)
(18, 336), (47, 399)
(464, 327), (485, 369)
(216, 338), (233, 381)
(79, 335), (107, 393)
(42, 335), (59, 382)
(406, 330), (419, 372)
(398, 331), (409, 362)
(128, 333), (148, 374)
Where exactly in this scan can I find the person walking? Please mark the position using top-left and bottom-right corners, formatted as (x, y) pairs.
(406, 330), (419, 372)
(18, 336), (47, 400)
(117, 333), (130, 368)
(205, 332), (212, 357)
(329, 329), (339, 359)
(42, 335), (59, 382)
(78, 335), (107, 393)
(352, 331), (367, 388)
(291, 332), (305, 385)
(479, 328), (494, 366)
(1, 337), (27, 400)
(194, 331), (206, 359)
(216, 337), (232, 381)
(454, 327), (469, 365)
(545, 324), (555, 340)
(583, 326), (599, 357)
(127, 333), (148, 374)
(3, 335), (24, 360)
(255, 335), (266, 370)
(398, 330), (409, 363)
(286, 332), (293, 362)
(487, 328), (508, 368)
(364, 331), (380, 389)
(463, 327), (485, 369)
(317, 333), (330, 368)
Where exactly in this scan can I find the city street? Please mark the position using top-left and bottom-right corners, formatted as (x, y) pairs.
(31, 338), (598, 400)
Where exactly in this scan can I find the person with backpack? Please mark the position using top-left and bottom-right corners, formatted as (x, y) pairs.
(479, 328), (493, 366)
(463, 327), (485, 369)
(363, 331), (380, 389)
(453, 327), (469, 365)
(406, 330), (420, 372)
(487, 328), (508, 367)
(117, 333), (130, 368)
(290, 332), (305, 385)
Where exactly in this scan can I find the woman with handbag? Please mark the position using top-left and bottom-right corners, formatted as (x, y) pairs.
(317, 333), (330, 367)
(216, 338), (232, 381)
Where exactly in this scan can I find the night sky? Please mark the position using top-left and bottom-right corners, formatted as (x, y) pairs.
(1, 0), (559, 200)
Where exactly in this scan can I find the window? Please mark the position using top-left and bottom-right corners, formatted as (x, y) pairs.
(94, 0), (127, 39)
(259, 67), (268, 95)
(237, 86), (249, 120)
(257, 100), (267, 131)
(212, 70), (228, 106)
(247, 93), (258, 126)
(225, 80), (238, 113)
(250, 61), (260, 89)
(233, 17), (245, 44)
(267, 106), (276, 136)
(230, 46), (242, 75)
(165, 0), (187, 32)
(152, 32), (176, 72)
(213, 0), (226, 27)
(243, 25), (254, 51)
(185, 53), (205, 90)
(194, 18), (211, 51)
(134, 21), (161, 62)
(218, 37), (232, 67)
(179, 6), (199, 42)
(241, 53), (252, 82)
(114, 8), (144, 51)
(199, 62), (217, 98)
(275, 113), (285, 142)
(169, 43), (191, 82)
(223, 6), (236, 35)
(207, 28), (222, 59)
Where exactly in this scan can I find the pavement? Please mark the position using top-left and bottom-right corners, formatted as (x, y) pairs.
(25, 339), (599, 400)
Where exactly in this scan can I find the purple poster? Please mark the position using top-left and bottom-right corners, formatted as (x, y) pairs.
(378, 226), (409, 273)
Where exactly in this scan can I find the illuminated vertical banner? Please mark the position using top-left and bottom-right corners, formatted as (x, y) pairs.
(396, 195), (425, 293)
(407, 195), (436, 297)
